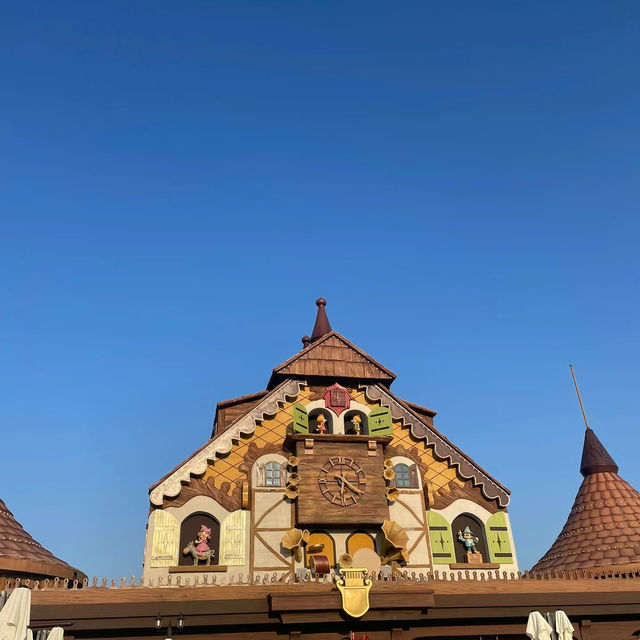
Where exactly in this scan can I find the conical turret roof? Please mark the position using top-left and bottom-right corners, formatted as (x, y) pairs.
(532, 428), (640, 572)
(0, 496), (83, 580)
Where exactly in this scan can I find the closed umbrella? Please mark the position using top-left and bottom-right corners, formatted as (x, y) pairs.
(47, 628), (64, 640)
(526, 610), (553, 640)
(0, 588), (31, 640)
(554, 610), (574, 640)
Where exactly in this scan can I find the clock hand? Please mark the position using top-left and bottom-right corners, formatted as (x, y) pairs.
(341, 476), (363, 495)
(336, 473), (346, 497)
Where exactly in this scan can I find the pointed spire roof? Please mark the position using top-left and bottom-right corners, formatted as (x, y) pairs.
(580, 427), (619, 476)
(310, 298), (332, 342)
(532, 428), (640, 573)
(0, 496), (83, 580)
(268, 298), (396, 389)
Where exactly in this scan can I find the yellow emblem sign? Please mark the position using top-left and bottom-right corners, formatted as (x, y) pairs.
(336, 568), (372, 618)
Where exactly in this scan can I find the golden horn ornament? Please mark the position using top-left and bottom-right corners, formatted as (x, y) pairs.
(385, 486), (399, 502)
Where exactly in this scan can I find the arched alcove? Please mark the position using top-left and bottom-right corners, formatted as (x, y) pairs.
(305, 531), (336, 568)
(346, 531), (376, 556)
(179, 512), (220, 566)
(309, 408), (333, 434)
(451, 513), (489, 564)
(344, 409), (368, 435)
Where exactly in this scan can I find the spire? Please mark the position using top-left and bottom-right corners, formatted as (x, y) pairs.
(0, 496), (84, 580)
(310, 297), (332, 343)
(580, 427), (619, 476)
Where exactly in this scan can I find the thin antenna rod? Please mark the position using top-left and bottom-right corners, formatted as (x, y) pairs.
(569, 364), (590, 430)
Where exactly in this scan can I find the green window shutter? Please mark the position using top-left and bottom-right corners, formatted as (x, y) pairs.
(220, 510), (247, 566)
(368, 407), (393, 436)
(486, 511), (514, 564)
(292, 402), (309, 434)
(427, 511), (455, 565)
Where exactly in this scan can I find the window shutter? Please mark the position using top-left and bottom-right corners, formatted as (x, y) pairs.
(368, 407), (393, 436)
(427, 511), (455, 565)
(220, 510), (247, 566)
(486, 511), (513, 564)
(292, 402), (309, 434)
(409, 464), (419, 488)
(149, 510), (180, 568)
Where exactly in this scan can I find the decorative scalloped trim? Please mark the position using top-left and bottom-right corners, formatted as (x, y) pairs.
(361, 384), (510, 507)
(149, 380), (306, 506)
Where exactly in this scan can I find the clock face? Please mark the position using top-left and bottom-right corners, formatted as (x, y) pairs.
(318, 456), (366, 507)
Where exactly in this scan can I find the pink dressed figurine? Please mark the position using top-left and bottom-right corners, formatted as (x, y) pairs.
(195, 524), (211, 556)
(315, 413), (327, 434)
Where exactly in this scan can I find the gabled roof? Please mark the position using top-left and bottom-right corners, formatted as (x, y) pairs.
(532, 428), (640, 572)
(268, 331), (396, 389)
(0, 497), (83, 580)
(364, 384), (511, 507)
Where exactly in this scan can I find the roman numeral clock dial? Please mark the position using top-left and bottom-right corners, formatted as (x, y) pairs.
(318, 457), (366, 507)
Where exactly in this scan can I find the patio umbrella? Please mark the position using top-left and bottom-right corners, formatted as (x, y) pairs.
(47, 629), (64, 640)
(0, 588), (31, 640)
(554, 610), (574, 640)
(526, 610), (553, 640)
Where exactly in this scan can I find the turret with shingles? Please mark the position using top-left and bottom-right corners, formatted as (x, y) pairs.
(532, 427), (640, 572)
(0, 496), (84, 581)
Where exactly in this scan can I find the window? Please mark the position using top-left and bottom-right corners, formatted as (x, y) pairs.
(395, 463), (411, 487)
(264, 461), (282, 486)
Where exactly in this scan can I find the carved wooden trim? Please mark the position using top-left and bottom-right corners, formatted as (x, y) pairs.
(361, 384), (510, 507)
(150, 380), (305, 505)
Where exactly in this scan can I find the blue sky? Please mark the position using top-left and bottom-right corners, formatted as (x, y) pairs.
(1, 1), (639, 578)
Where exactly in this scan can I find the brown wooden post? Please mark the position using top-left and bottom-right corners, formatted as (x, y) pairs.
(579, 618), (591, 640)
(390, 628), (404, 640)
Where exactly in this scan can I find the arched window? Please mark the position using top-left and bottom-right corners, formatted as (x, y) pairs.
(178, 512), (220, 566)
(264, 461), (282, 486)
(344, 410), (368, 435)
(394, 463), (418, 488)
(305, 531), (336, 568)
(309, 408), (333, 434)
(347, 531), (376, 556)
(451, 513), (489, 564)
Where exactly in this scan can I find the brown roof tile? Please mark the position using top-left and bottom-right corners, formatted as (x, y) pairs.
(0, 497), (82, 580)
(532, 429), (640, 572)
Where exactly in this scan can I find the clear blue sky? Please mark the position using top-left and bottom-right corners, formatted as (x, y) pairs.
(1, 1), (639, 578)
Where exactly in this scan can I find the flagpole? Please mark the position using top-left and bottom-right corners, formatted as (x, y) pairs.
(569, 364), (590, 430)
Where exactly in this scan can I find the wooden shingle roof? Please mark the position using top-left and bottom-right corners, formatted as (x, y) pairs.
(267, 331), (396, 389)
(0, 497), (83, 580)
(532, 429), (640, 572)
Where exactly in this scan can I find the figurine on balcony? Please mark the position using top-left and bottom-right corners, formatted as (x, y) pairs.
(351, 415), (361, 435)
(315, 413), (327, 434)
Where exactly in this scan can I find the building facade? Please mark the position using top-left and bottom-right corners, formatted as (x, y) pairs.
(143, 299), (518, 584)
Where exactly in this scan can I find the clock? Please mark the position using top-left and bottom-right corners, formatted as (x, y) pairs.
(289, 434), (391, 525)
(318, 456), (366, 506)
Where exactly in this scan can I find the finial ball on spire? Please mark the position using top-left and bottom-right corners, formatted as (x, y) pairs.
(316, 298), (327, 307)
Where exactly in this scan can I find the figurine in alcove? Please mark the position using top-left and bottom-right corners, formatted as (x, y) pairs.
(315, 413), (327, 434)
(350, 415), (361, 435)
(183, 524), (214, 565)
(457, 526), (483, 563)
(196, 524), (212, 556)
